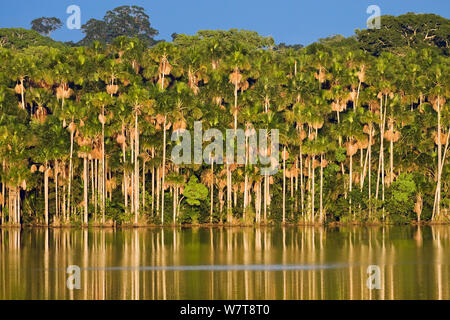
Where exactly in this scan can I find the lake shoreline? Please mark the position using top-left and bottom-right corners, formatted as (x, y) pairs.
(1, 220), (449, 229)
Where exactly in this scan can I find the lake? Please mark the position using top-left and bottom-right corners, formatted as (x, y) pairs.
(0, 226), (449, 300)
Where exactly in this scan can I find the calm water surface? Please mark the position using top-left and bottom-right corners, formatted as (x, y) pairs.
(0, 226), (449, 300)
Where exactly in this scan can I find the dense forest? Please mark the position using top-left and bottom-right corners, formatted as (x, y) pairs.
(0, 11), (449, 227)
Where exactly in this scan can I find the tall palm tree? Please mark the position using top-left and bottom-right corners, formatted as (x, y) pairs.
(90, 92), (114, 224)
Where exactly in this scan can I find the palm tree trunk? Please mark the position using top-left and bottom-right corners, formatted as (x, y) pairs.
(263, 173), (267, 222)
(20, 78), (25, 110)
(156, 165), (160, 213)
(1, 160), (5, 225)
(67, 118), (74, 219)
(290, 169), (294, 216)
(134, 112), (140, 225)
(433, 126), (450, 219)
(368, 124), (372, 219)
(55, 161), (59, 219)
(90, 159), (94, 221)
(355, 80), (361, 111)
(161, 115), (167, 224)
(210, 159), (214, 224)
(433, 98), (442, 220)
(234, 79), (238, 131)
(436, 99), (442, 219)
(151, 150), (155, 215)
(227, 164), (232, 224)
(16, 187), (20, 225)
(94, 159), (100, 220)
(320, 154), (324, 223)
(243, 138), (248, 219)
(101, 106), (106, 224)
(390, 121), (394, 185)
(295, 158), (298, 213)
(311, 155), (315, 222)
(130, 136), (134, 215)
(83, 157), (88, 225)
(349, 152), (353, 217)
(300, 145), (304, 216)
(63, 161), (66, 222)
(122, 123), (128, 211)
(173, 185), (177, 225)
(376, 97), (383, 199)
(143, 160), (146, 212)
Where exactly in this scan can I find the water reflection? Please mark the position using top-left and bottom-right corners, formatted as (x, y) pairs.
(0, 226), (449, 300)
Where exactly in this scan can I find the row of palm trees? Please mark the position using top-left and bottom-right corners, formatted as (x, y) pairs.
(0, 31), (449, 226)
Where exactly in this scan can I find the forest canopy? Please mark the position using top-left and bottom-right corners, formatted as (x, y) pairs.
(0, 12), (449, 227)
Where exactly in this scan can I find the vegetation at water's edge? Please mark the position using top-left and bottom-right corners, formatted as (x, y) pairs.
(0, 10), (449, 227)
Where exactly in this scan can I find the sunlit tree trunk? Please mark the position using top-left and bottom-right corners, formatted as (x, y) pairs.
(243, 137), (248, 220)
(433, 98), (442, 220)
(44, 161), (49, 226)
(134, 112), (140, 225)
(83, 157), (88, 225)
(63, 161), (67, 222)
(376, 97), (383, 199)
(282, 146), (286, 224)
(67, 117), (74, 220)
(389, 120), (394, 185)
(90, 159), (94, 221)
(1, 160), (5, 225)
(122, 123), (128, 211)
(55, 161), (59, 219)
(300, 145), (304, 216)
(151, 149), (155, 215)
(368, 123), (372, 219)
(142, 160), (146, 213)
(210, 159), (214, 224)
(311, 154), (315, 222)
(349, 151), (353, 217)
(226, 163), (232, 224)
(161, 115), (167, 224)
(320, 153), (324, 223)
(156, 165), (160, 214)
(20, 78), (25, 110)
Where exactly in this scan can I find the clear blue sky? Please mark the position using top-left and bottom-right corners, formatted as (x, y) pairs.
(1, 0), (449, 45)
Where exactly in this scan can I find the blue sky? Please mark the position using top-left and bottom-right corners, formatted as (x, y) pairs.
(1, 1), (449, 45)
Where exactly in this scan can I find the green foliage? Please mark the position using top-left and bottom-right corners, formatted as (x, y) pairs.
(318, 35), (360, 50)
(335, 147), (346, 162)
(31, 17), (62, 36)
(183, 176), (208, 206)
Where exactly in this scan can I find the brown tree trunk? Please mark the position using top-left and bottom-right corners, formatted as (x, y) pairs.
(282, 146), (286, 224)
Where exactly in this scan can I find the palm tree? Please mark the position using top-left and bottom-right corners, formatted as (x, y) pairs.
(430, 70), (447, 220)
(90, 92), (114, 224)
(120, 85), (152, 224)
(9, 53), (36, 111)
(341, 111), (363, 217)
